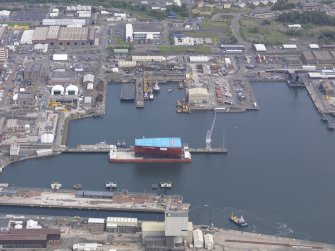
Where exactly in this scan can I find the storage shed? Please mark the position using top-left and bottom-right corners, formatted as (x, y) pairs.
(254, 43), (266, 52)
(193, 229), (203, 248)
(65, 84), (79, 95)
(53, 54), (68, 61)
(51, 85), (64, 95)
(204, 233), (214, 250)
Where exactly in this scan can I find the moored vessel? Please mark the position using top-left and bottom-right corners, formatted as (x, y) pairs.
(160, 181), (172, 189)
(73, 184), (82, 190)
(230, 213), (248, 227)
(106, 181), (117, 189)
(153, 81), (160, 94)
(51, 182), (62, 190)
(109, 138), (191, 163)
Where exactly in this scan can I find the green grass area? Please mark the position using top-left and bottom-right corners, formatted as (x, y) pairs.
(240, 18), (288, 45)
(159, 45), (212, 53)
(200, 21), (230, 30)
(240, 17), (335, 45)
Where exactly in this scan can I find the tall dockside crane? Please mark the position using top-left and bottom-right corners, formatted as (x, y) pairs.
(206, 113), (217, 150)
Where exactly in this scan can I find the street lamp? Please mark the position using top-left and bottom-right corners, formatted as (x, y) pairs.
(204, 204), (213, 229)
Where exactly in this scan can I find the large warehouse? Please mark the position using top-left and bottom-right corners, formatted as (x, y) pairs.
(30, 26), (96, 46)
(302, 50), (335, 65)
(125, 23), (161, 43)
(188, 88), (210, 105)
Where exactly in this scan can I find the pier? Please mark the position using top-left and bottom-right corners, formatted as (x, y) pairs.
(135, 79), (144, 108)
(0, 187), (189, 213)
(58, 145), (228, 154)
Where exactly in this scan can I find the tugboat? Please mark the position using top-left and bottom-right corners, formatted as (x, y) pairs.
(73, 184), (83, 190)
(230, 213), (248, 227)
(106, 181), (117, 189)
(153, 80), (160, 94)
(152, 183), (158, 190)
(50, 182), (62, 190)
(168, 87), (173, 93)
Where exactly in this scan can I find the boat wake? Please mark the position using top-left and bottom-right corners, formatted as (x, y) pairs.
(275, 222), (294, 237)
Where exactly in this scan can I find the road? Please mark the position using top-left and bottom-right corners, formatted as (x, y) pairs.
(212, 12), (251, 51)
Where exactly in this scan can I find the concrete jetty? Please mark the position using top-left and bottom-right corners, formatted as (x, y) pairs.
(0, 187), (189, 213)
(58, 145), (228, 154)
(136, 79), (144, 108)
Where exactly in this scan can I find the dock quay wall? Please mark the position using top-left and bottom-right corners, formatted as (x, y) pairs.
(0, 187), (189, 213)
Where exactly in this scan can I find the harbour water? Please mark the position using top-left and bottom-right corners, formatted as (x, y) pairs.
(1, 83), (335, 244)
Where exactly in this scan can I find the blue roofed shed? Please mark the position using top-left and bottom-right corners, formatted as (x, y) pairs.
(135, 138), (182, 148)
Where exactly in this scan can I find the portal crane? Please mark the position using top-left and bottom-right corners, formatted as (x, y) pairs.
(206, 113), (216, 150)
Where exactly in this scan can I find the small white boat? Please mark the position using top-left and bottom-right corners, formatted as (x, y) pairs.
(168, 88), (173, 93)
(51, 182), (62, 190)
(106, 181), (117, 189)
(149, 93), (154, 100)
(160, 181), (172, 189)
(153, 81), (160, 93)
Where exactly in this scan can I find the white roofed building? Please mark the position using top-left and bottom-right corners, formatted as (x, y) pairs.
(0, 10), (10, 17)
(283, 44), (297, 49)
(51, 85), (64, 95)
(189, 56), (209, 63)
(254, 43), (266, 52)
(53, 54), (68, 61)
(40, 132), (55, 144)
(65, 85), (79, 95)
(83, 73), (94, 83)
(20, 30), (34, 45)
(193, 229), (204, 248)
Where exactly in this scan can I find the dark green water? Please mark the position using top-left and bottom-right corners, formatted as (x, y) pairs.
(1, 83), (335, 243)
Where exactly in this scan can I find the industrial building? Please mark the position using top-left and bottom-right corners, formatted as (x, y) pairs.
(254, 44), (266, 52)
(42, 19), (86, 26)
(0, 46), (7, 69)
(132, 55), (165, 62)
(20, 30), (34, 45)
(48, 70), (77, 85)
(87, 218), (105, 234)
(188, 88), (210, 105)
(126, 23), (162, 43)
(189, 56), (209, 63)
(30, 26), (95, 46)
(142, 210), (193, 250)
(105, 217), (138, 233)
(0, 229), (61, 249)
(0, 26), (7, 44)
(302, 50), (335, 65)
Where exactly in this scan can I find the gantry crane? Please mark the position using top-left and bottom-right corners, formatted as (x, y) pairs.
(206, 113), (216, 150)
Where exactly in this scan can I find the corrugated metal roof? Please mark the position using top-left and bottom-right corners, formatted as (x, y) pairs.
(135, 138), (181, 148)
(88, 218), (105, 224)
